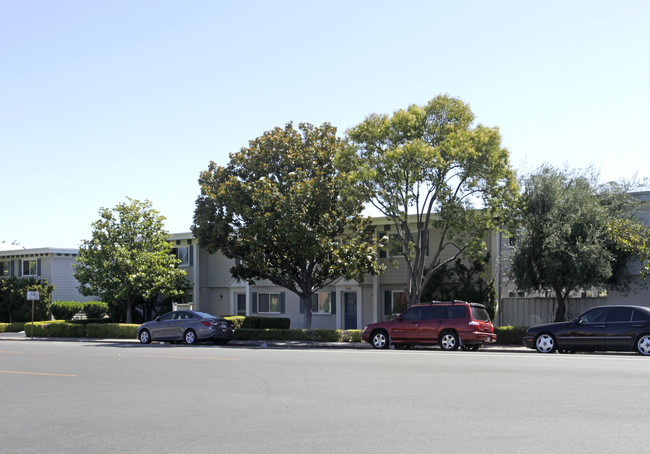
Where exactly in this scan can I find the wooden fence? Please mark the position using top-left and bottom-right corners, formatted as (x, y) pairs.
(496, 297), (605, 327)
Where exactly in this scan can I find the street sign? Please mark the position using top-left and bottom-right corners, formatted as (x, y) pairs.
(27, 291), (40, 301)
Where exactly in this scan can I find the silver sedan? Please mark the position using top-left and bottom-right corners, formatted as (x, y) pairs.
(137, 310), (235, 345)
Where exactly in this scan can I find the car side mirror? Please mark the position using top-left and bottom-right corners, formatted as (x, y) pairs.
(155, 317), (161, 322)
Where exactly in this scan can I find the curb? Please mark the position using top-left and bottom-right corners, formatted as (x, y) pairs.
(0, 332), (527, 352)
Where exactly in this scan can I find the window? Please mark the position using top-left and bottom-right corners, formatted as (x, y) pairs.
(172, 246), (190, 266)
(401, 307), (423, 321)
(392, 291), (407, 312)
(258, 293), (280, 313)
(607, 307), (633, 323)
(389, 234), (403, 256)
(22, 259), (37, 276)
(0, 260), (10, 277)
(445, 305), (466, 319)
(579, 307), (608, 323)
(312, 293), (332, 314)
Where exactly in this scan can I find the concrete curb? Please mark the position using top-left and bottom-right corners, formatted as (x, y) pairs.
(0, 332), (527, 352)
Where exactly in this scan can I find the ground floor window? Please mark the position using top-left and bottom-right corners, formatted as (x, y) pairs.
(258, 293), (280, 313)
(0, 260), (11, 276)
(22, 259), (37, 276)
(392, 290), (407, 312)
(312, 293), (332, 314)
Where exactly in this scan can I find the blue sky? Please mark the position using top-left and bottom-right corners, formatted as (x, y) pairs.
(2, 0), (648, 248)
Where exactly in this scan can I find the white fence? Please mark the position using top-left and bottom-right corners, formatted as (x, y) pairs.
(496, 297), (605, 327)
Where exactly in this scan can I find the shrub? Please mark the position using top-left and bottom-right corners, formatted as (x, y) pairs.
(494, 325), (528, 345)
(234, 328), (364, 342)
(23, 321), (84, 337)
(241, 316), (291, 329)
(83, 301), (109, 319)
(223, 316), (246, 329)
(0, 322), (25, 333)
(86, 323), (139, 339)
(51, 301), (84, 320)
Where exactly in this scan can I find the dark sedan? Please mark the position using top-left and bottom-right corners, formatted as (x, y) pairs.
(523, 305), (650, 355)
(137, 310), (235, 345)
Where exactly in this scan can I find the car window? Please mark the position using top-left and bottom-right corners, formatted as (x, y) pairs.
(606, 307), (633, 323)
(401, 308), (422, 321)
(445, 306), (466, 319)
(421, 306), (445, 320)
(471, 306), (490, 322)
(579, 308), (609, 323)
(158, 312), (175, 321)
(632, 309), (650, 322)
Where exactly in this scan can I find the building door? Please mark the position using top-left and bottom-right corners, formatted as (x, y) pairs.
(344, 292), (357, 329)
(236, 294), (247, 316)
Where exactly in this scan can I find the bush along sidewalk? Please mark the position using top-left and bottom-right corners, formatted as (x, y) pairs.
(22, 321), (138, 339)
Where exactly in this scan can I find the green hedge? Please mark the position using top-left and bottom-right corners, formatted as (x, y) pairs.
(235, 329), (364, 342)
(23, 321), (85, 337)
(223, 316), (246, 329)
(22, 321), (138, 338)
(51, 301), (84, 320)
(83, 301), (109, 319)
(240, 316), (291, 329)
(494, 326), (528, 345)
(0, 322), (26, 333)
(86, 323), (138, 339)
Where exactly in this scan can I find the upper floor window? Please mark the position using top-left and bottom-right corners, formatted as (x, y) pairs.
(172, 246), (190, 266)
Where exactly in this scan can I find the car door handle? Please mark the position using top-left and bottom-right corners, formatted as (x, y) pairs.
(633, 324), (643, 327)
(596, 325), (606, 328)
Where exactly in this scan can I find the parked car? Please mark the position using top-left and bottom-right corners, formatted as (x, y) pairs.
(522, 305), (650, 355)
(362, 301), (497, 350)
(137, 310), (235, 345)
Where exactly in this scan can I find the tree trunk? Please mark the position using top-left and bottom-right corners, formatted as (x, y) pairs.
(302, 304), (312, 329)
(126, 300), (133, 324)
(553, 289), (568, 322)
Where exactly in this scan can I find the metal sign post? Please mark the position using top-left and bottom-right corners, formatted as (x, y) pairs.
(27, 291), (40, 340)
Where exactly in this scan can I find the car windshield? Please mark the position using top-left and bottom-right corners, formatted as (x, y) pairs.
(471, 306), (490, 322)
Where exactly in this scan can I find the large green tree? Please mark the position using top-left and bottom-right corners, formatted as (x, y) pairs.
(509, 166), (650, 322)
(74, 198), (190, 323)
(343, 95), (518, 307)
(192, 122), (383, 329)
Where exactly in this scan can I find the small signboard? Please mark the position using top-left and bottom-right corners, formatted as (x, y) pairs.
(27, 291), (40, 301)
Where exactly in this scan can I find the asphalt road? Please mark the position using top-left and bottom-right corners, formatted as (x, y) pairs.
(1, 341), (648, 453)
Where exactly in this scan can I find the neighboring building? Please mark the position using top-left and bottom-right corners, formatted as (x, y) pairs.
(0, 247), (95, 302)
(606, 191), (650, 306)
(496, 191), (650, 326)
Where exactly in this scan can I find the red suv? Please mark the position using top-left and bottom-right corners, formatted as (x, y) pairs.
(362, 301), (496, 351)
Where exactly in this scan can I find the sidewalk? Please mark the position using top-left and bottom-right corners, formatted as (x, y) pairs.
(0, 331), (527, 352)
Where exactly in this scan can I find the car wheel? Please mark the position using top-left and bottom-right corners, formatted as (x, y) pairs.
(138, 329), (151, 344)
(184, 329), (197, 345)
(636, 334), (650, 356)
(535, 333), (557, 353)
(370, 330), (389, 349)
(439, 331), (459, 351)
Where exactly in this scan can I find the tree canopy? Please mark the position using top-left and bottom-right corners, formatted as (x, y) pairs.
(343, 94), (518, 307)
(74, 198), (190, 323)
(192, 122), (383, 328)
(509, 166), (650, 321)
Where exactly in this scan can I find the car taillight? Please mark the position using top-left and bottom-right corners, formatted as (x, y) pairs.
(469, 321), (481, 331)
(201, 321), (214, 327)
